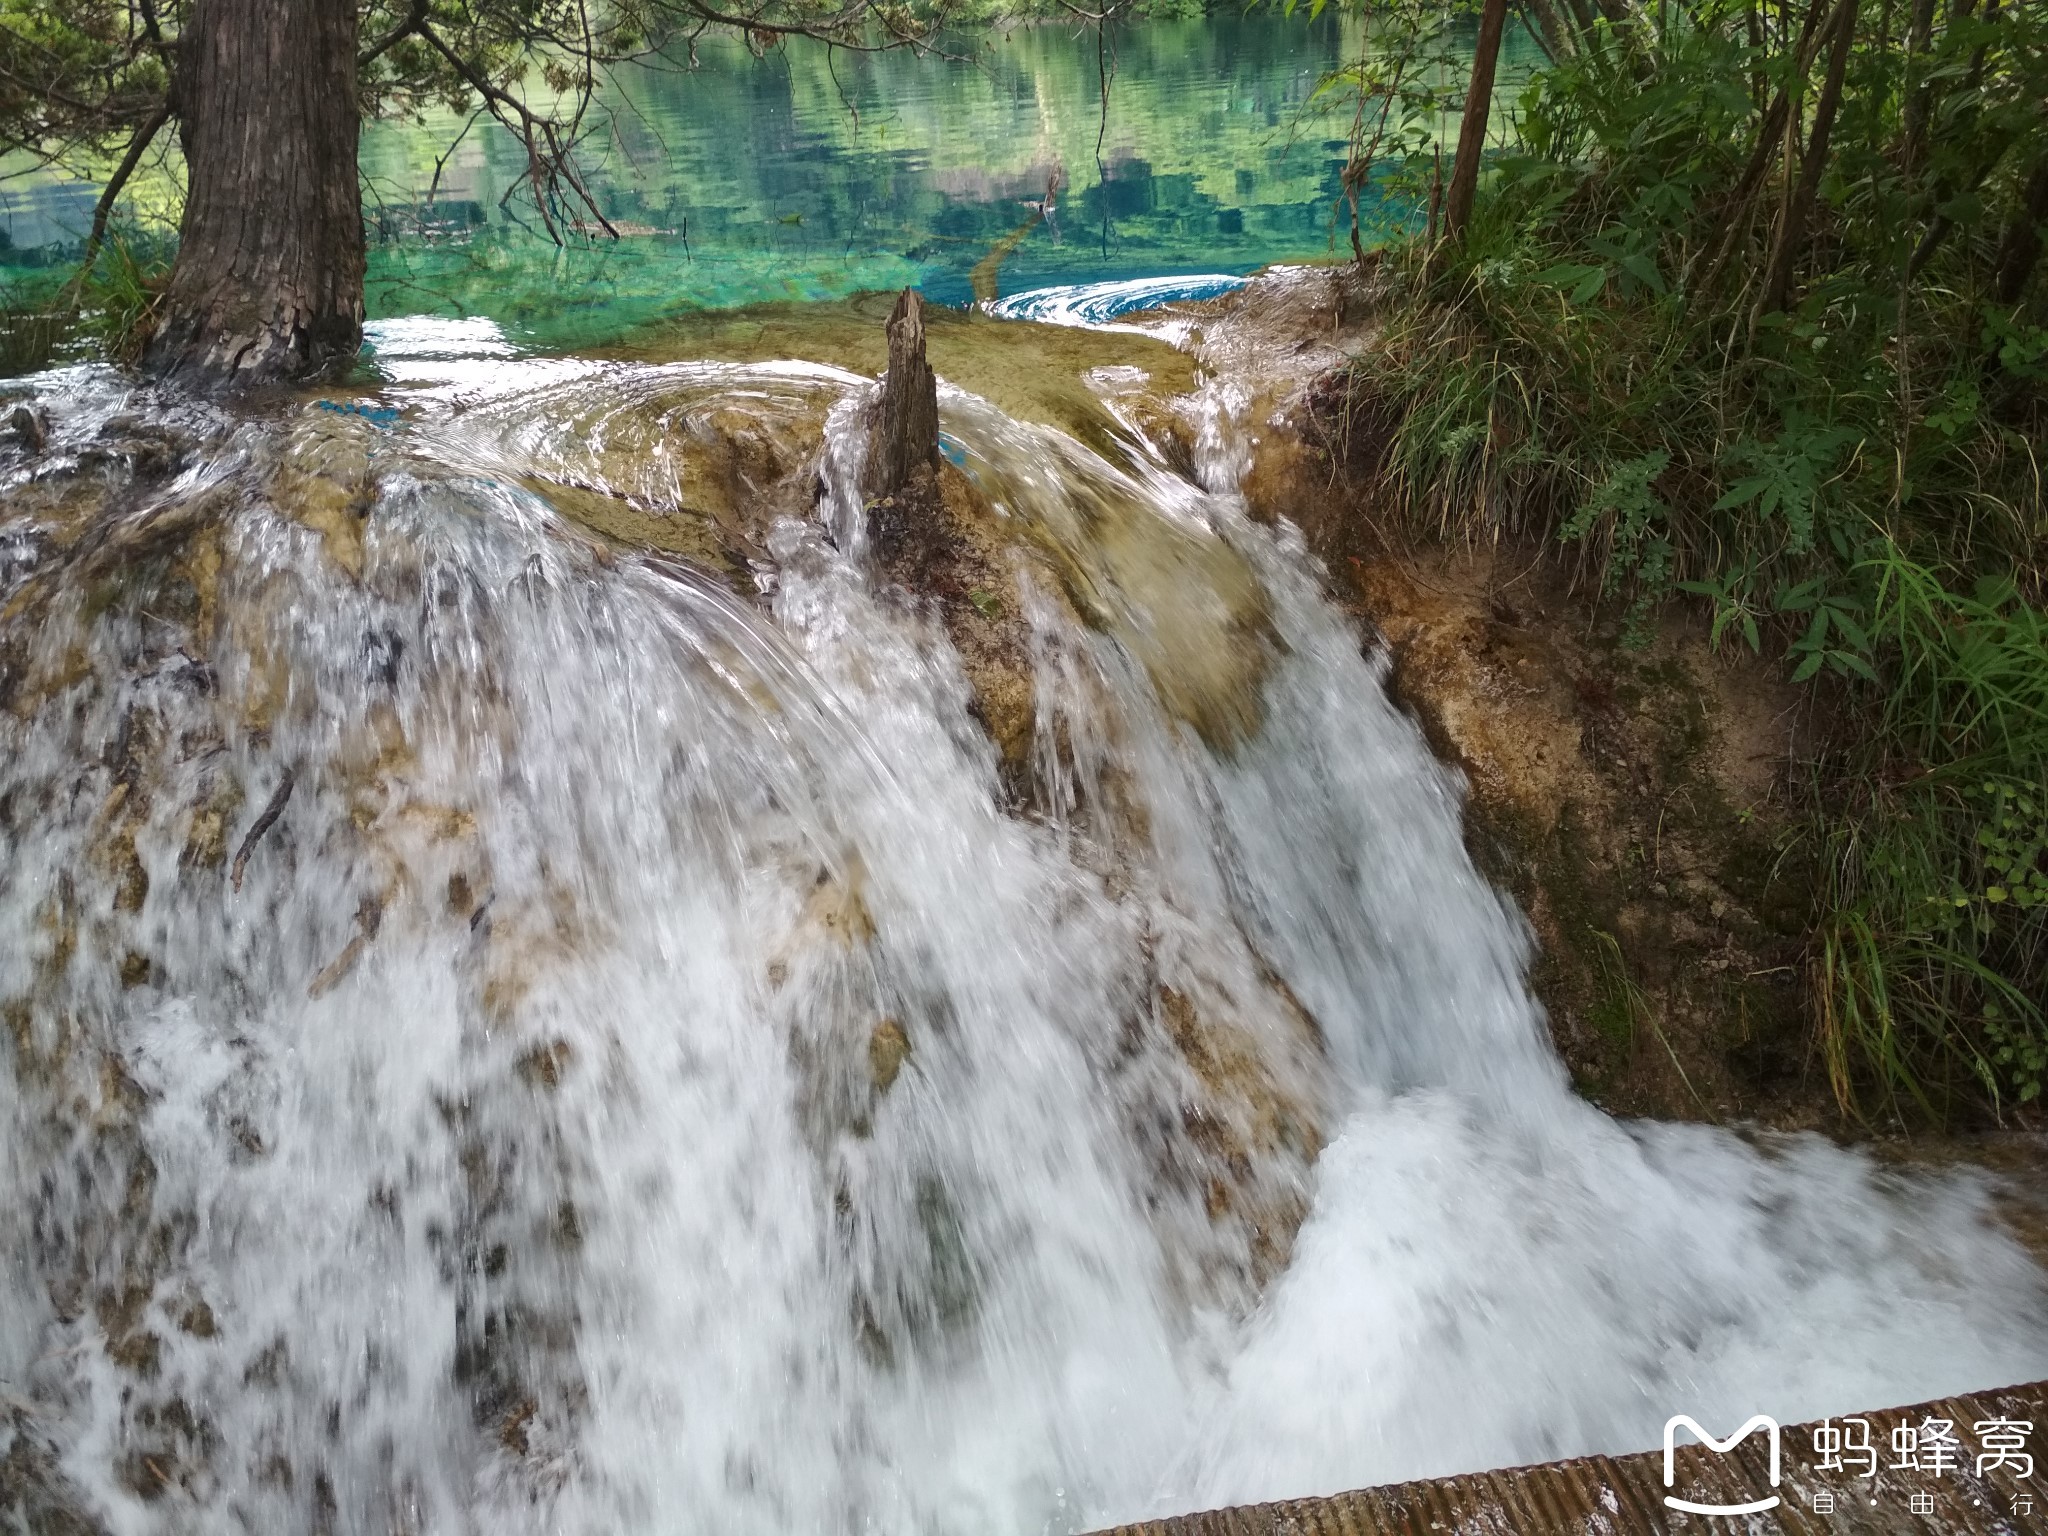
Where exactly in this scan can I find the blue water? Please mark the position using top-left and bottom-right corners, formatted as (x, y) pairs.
(0, 13), (1543, 357)
(345, 13), (1504, 348)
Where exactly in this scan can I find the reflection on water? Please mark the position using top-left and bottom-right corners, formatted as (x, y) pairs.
(0, 13), (1545, 358)
(357, 14), (1419, 349)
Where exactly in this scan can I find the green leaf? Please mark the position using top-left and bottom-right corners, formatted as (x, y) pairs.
(1973, 573), (2017, 608)
(1774, 579), (1822, 613)
(1622, 252), (1665, 294)
(1713, 476), (1770, 511)
(1826, 607), (1869, 651)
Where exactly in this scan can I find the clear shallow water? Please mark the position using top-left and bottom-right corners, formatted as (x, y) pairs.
(1, 302), (2044, 1534)
(355, 15), (1428, 348)
(4, 14), (1540, 358)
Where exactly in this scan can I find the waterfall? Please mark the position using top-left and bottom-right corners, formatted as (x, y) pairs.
(2, 315), (2042, 1536)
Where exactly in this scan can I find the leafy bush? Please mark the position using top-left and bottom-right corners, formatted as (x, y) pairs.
(1326, 0), (2047, 1124)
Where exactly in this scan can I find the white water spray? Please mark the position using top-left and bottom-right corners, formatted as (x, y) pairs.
(0, 310), (2042, 1536)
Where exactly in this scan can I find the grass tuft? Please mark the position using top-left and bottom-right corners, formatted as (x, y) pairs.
(1321, 0), (2047, 1125)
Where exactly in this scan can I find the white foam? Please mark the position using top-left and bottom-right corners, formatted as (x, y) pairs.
(0, 353), (2041, 1536)
(985, 275), (1247, 342)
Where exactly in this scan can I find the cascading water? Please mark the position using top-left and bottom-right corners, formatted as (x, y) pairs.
(2, 294), (2044, 1536)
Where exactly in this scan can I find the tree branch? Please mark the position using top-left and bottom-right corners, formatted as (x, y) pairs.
(360, 0), (429, 69)
(414, 15), (616, 243)
(1755, 0), (1859, 316)
(1692, 0), (1841, 301)
(72, 99), (171, 281)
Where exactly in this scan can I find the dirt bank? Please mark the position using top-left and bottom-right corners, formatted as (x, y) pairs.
(1164, 268), (1843, 1128)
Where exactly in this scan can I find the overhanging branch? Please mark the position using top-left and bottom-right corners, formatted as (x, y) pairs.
(73, 99), (172, 280)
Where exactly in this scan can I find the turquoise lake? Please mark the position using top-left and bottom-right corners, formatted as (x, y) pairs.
(360, 14), (1418, 349)
(1, 12), (1538, 356)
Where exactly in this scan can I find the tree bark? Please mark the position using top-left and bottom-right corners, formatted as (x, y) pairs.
(1993, 155), (2048, 304)
(1757, 0), (1860, 316)
(1517, 0), (1577, 61)
(1898, 0), (1939, 171)
(1442, 0), (1511, 247)
(863, 290), (939, 501)
(860, 289), (949, 587)
(1693, 0), (1836, 301)
(145, 0), (365, 387)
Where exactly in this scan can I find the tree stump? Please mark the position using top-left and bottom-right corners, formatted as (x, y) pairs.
(861, 289), (949, 584)
(862, 289), (939, 499)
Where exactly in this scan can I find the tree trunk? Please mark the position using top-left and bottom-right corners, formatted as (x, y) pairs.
(1757, 0), (1860, 316)
(1898, 0), (1939, 171)
(1693, 0), (1836, 300)
(145, 0), (365, 387)
(1442, 0), (1511, 247)
(1519, 0), (1578, 61)
(1993, 155), (2048, 303)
